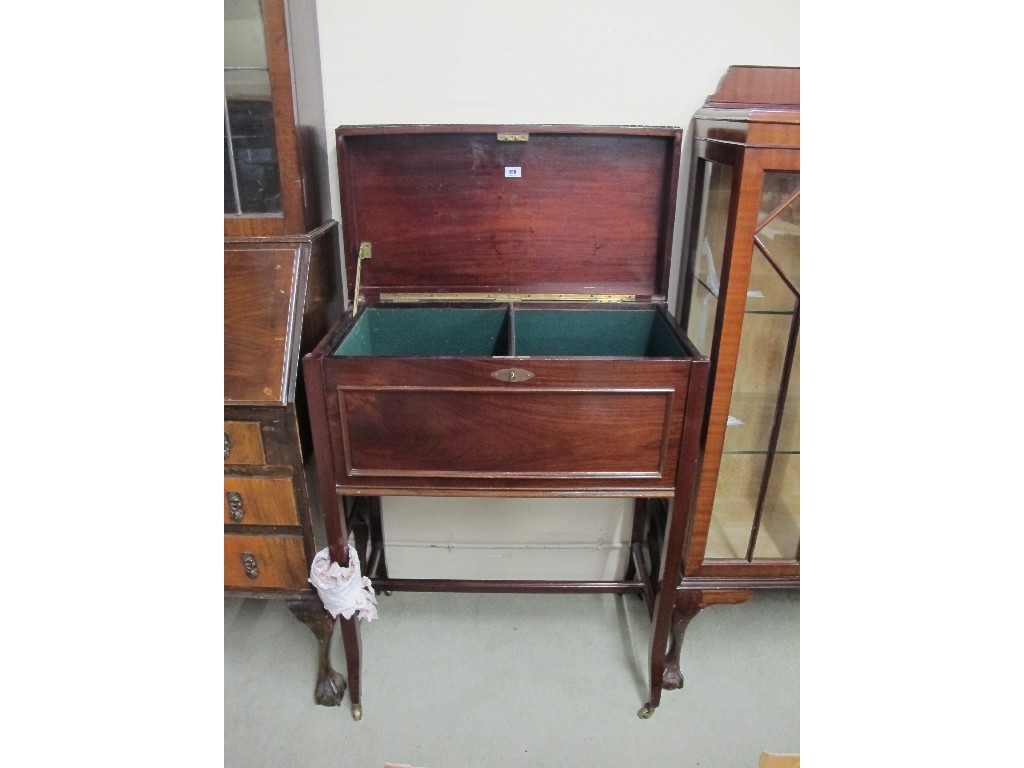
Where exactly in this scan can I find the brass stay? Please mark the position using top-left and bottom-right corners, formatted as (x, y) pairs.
(352, 241), (372, 316)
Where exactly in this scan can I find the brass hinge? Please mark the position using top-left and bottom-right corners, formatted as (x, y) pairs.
(378, 292), (637, 304)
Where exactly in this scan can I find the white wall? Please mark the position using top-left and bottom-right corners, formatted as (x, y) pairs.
(311, 0), (800, 578)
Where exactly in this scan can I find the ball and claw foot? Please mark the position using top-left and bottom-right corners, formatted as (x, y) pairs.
(662, 665), (684, 690)
(314, 670), (346, 707)
(351, 704), (363, 721)
(637, 704), (655, 719)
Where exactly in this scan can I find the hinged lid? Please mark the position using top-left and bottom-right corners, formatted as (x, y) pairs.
(335, 125), (682, 305)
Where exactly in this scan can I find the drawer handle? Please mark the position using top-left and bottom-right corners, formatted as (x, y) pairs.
(227, 491), (244, 522)
(224, 431), (231, 459)
(491, 367), (535, 383)
(241, 552), (259, 579)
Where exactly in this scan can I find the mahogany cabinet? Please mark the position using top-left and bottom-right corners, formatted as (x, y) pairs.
(224, 0), (348, 706)
(302, 125), (711, 720)
(655, 66), (800, 704)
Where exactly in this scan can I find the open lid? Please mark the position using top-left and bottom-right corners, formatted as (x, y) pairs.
(335, 125), (681, 303)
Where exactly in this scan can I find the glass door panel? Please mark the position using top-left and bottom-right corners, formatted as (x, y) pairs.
(705, 171), (800, 561)
(224, 0), (282, 216)
(686, 160), (733, 356)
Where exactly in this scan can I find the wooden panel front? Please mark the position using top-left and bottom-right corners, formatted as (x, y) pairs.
(223, 420), (266, 465)
(343, 388), (671, 476)
(224, 534), (308, 590)
(223, 476), (299, 526)
(323, 357), (690, 493)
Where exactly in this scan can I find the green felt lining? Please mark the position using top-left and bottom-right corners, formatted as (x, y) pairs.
(334, 307), (510, 356)
(332, 307), (688, 358)
(512, 309), (687, 357)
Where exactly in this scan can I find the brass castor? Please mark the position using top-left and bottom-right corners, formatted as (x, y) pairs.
(384, 590), (393, 596)
(637, 704), (655, 719)
(351, 704), (363, 721)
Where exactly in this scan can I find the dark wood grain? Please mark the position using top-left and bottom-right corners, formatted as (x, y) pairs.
(336, 127), (681, 302)
(303, 125), (712, 720)
(322, 356), (690, 494)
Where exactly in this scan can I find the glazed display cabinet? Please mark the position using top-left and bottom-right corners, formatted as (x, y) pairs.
(678, 65), (800, 581)
(654, 66), (800, 704)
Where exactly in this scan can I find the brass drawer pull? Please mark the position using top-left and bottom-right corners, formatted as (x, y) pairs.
(224, 431), (231, 459)
(491, 367), (535, 383)
(241, 552), (259, 579)
(227, 491), (244, 522)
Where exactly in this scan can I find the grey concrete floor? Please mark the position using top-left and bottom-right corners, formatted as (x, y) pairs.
(225, 589), (798, 767)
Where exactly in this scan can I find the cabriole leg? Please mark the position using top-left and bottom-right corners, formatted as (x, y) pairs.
(287, 597), (346, 707)
(663, 589), (755, 691)
(661, 591), (704, 690)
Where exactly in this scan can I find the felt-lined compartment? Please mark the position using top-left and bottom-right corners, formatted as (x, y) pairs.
(332, 306), (688, 358)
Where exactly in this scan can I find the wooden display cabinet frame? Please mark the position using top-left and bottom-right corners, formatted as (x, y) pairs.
(654, 66), (800, 706)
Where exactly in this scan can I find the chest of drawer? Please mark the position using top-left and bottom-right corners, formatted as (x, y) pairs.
(223, 475), (299, 526)
(224, 533), (308, 590)
(224, 420), (266, 465)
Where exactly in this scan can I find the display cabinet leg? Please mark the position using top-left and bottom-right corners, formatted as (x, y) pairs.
(663, 589), (755, 691)
(661, 592), (704, 690)
(338, 614), (363, 720)
(287, 597), (346, 707)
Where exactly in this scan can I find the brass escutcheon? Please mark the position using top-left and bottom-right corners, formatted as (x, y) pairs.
(491, 368), (535, 383)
